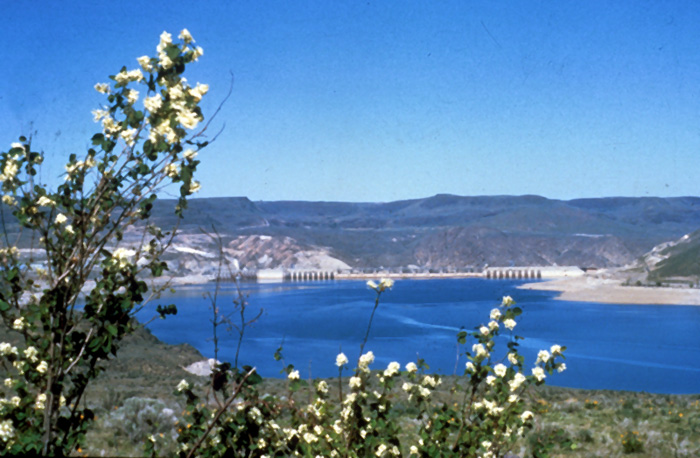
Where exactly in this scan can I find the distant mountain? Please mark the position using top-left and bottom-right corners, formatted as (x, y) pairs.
(5, 194), (700, 274)
(148, 194), (700, 271)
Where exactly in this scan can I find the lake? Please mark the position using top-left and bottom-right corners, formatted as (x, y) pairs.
(137, 278), (700, 394)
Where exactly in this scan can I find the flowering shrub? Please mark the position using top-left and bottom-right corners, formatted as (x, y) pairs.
(169, 283), (566, 458)
(0, 28), (567, 457)
(0, 29), (208, 455)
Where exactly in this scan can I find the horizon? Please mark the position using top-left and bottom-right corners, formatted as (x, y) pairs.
(165, 192), (700, 205)
(4, 1), (700, 202)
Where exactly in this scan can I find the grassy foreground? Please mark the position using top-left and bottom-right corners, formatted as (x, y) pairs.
(66, 325), (699, 457)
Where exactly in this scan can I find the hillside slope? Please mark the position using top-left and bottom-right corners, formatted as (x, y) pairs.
(5, 194), (700, 273)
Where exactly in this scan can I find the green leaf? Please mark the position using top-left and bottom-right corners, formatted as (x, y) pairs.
(457, 330), (467, 344)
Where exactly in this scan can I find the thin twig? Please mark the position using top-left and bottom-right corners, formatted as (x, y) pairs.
(185, 367), (256, 458)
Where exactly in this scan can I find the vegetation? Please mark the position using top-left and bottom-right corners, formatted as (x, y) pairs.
(0, 29), (208, 455)
(0, 30), (697, 458)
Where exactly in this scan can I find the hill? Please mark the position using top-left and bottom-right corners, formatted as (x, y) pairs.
(6, 194), (700, 276)
(152, 194), (700, 274)
(635, 228), (700, 282)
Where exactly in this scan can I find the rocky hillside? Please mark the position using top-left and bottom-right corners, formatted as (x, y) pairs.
(634, 229), (700, 281)
(149, 194), (700, 272)
(5, 194), (700, 275)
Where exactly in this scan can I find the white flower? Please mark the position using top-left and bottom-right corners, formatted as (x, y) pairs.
(486, 375), (496, 386)
(288, 369), (300, 380)
(159, 53), (174, 69)
(366, 280), (378, 290)
(92, 109), (109, 122)
(0, 419), (15, 442)
(192, 46), (204, 61)
(36, 361), (48, 373)
(120, 128), (137, 146)
(479, 325), (490, 336)
(183, 148), (198, 160)
(54, 213), (67, 225)
(409, 445), (419, 455)
(190, 83), (209, 101)
(189, 181), (201, 193)
(37, 196), (55, 207)
(418, 386), (431, 397)
(402, 382), (413, 392)
(158, 31), (172, 51)
(127, 69), (144, 82)
(379, 278), (394, 290)
(23, 346), (38, 363)
(488, 320), (499, 331)
(35, 393), (47, 410)
(508, 394), (519, 403)
(536, 350), (550, 364)
(1, 160), (19, 181)
(384, 361), (400, 377)
(94, 83), (110, 94)
(3, 378), (12, 388)
(509, 372), (527, 391)
(503, 318), (517, 330)
(65, 225), (75, 235)
(164, 163), (179, 178)
(303, 432), (318, 443)
(126, 89), (139, 105)
(405, 362), (417, 373)
(375, 444), (387, 457)
(493, 363), (507, 377)
(358, 351), (374, 368)
(114, 70), (130, 84)
(101, 116), (119, 135)
(144, 95), (163, 113)
(0, 343), (17, 356)
(10, 396), (20, 407)
(335, 352), (348, 367)
(12, 317), (24, 331)
(507, 352), (519, 365)
(502, 296), (515, 307)
(466, 361), (475, 373)
(316, 380), (328, 394)
(472, 343), (488, 359)
(521, 410), (534, 421)
(490, 308), (501, 320)
(2, 195), (16, 206)
(112, 248), (136, 267)
(176, 379), (190, 392)
(137, 56), (153, 72)
(550, 344), (562, 355)
(179, 28), (194, 43)
(349, 376), (362, 389)
(422, 375), (439, 388)
(532, 366), (546, 382)
(557, 363), (567, 373)
(177, 110), (201, 129)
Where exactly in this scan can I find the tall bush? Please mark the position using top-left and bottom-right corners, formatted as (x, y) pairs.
(0, 29), (208, 455)
(172, 283), (566, 458)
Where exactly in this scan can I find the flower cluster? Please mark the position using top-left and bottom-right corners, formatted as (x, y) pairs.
(0, 30), (208, 456)
(168, 288), (566, 458)
(367, 278), (394, 293)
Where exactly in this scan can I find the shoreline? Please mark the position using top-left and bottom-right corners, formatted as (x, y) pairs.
(519, 275), (700, 306)
(145, 271), (700, 306)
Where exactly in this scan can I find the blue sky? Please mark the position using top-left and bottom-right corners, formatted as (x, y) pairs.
(3, 1), (700, 202)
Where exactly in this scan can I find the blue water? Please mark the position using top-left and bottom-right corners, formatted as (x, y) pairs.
(137, 279), (700, 394)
